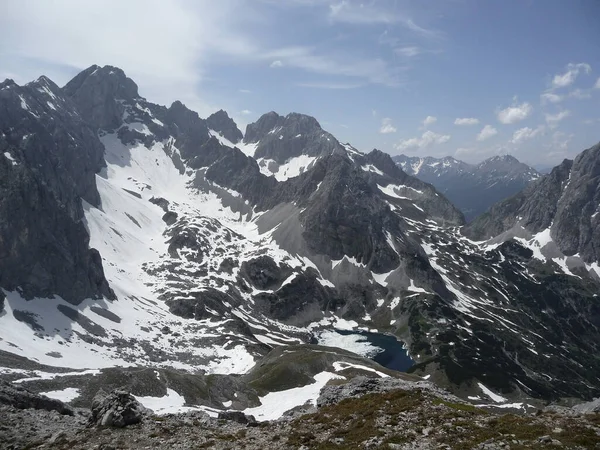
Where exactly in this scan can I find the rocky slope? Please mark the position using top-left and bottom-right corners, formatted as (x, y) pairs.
(394, 154), (540, 221)
(0, 64), (599, 418)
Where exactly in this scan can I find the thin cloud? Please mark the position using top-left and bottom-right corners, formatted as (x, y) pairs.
(541, 92), (563, 104)
(264, 46), (402, 87)
(379, 118), (397, 134)
(477, 125), (498, 141)
(594, 77), (600, 89)
(545, 110), (571, 128)
(422, 115), (437, 127)
(395, 130), (450, 150)
(511, 126), (544, 144)
(551, 63), (591, 89)
(270, 60), (283, 68)
(297, 81), (363, 89)
(328, 1), (440, 38)
(454, 117), (479, 126)
(395, 46), (421, 57)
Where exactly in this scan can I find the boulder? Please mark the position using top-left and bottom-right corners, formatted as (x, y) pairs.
(89, 389), (147, 427)
(217, 410), (258, 426)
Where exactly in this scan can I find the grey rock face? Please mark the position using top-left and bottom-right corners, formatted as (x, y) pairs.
(244, 112), (338, 163)
(206, 109), (243, 143)
(0, 380), (74, 415)
(0, 76), (113, 303)
(240, 256), (294, 290)
(90, 389), (146, 427)
(465, 143), (600, 263)
(164, 100), (211, 161)
(63, 65), (139, 131)
(394, 154), (539, 221)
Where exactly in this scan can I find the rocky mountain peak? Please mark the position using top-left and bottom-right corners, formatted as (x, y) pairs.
(206, 109), (243, 144)
(366, 149), (406, 178)
(284, 112), (322, 134)
(0, 79), (18, 90)
(63, 64), (140, 130)
(243, 111), (284, 143)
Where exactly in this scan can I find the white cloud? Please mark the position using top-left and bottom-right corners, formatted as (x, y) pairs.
(551, 63), (591, 89)
(545, 110), (571, 128)
(511, 126), (544, 144)
(594, 77), (600, 89)
(541, 92), (563, 104)
(0, 0), (234, 116)
(454, 117), (479, 126)
(239, 89), (252, 94)
(497, 101), (533, 124)
(270, 60), (283, 68)
(379, 118), (397, 134)
(422, 115), (437, 127)
(0, 0), (406, 123)
(477, 125), (498, 141)
(240, 109), (252, 115)
(395, 130), (450, 150)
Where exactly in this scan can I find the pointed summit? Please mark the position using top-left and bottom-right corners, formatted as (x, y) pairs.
(206, 109), (243, 144)
(63, 65), (140, 129)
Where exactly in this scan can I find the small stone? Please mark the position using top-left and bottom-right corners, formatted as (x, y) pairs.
(48, 431), (67, 444)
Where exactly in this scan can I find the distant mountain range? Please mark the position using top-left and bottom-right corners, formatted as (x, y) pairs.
(393, 154), (540, 221)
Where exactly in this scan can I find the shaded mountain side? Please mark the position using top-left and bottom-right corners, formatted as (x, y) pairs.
(465, 142), (600, 263)
(0, 76), (113, 303)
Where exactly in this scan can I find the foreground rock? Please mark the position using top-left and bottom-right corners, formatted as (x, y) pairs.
(89, 389), (146, 427)
(0, 377), (598, 449)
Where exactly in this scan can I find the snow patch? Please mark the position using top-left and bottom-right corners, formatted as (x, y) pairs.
(243, 372), (344, 421)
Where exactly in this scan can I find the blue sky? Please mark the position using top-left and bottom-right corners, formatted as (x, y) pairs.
(1, 0), (599, 166)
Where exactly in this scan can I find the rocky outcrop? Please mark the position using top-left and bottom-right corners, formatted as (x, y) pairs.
(206, 109), (243, 144)
(89, 389), (146, 427)
(0, 380), (74, 415)
(317, 376), (461, 407)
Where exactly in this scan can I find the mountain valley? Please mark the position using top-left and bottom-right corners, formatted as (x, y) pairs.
(1, 65), (599, 448)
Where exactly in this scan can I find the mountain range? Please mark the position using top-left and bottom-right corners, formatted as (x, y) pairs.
(393, 154), (540, 221)
(1, 65), (599, 421)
